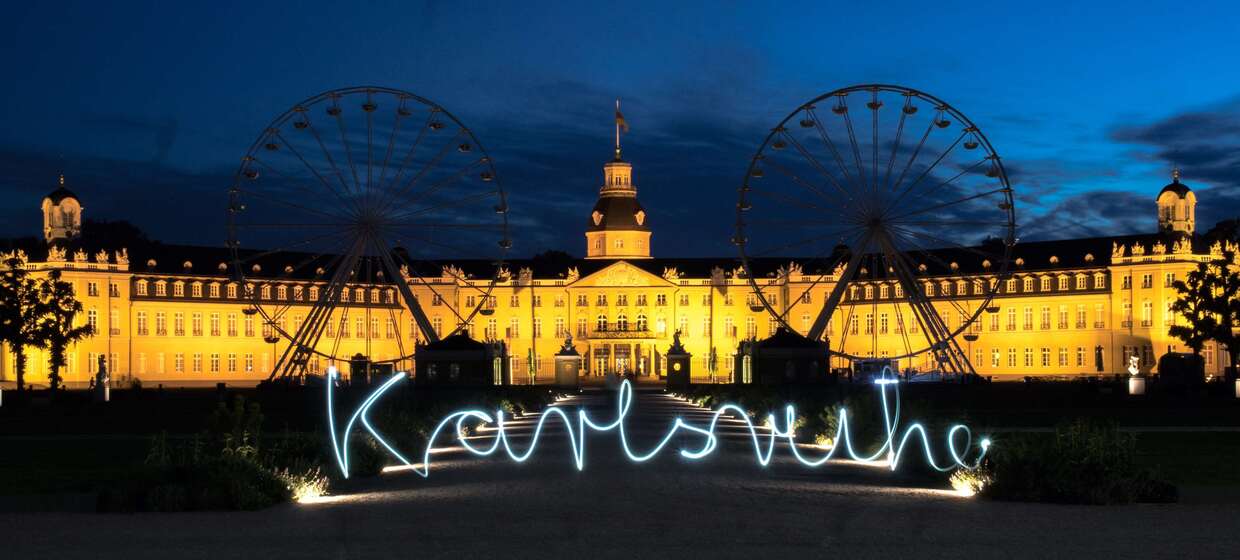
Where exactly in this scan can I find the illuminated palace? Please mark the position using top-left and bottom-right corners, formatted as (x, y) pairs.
(1, 158), (1235, 387)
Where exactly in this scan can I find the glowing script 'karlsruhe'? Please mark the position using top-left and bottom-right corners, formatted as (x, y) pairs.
(324, 367), (991, 479)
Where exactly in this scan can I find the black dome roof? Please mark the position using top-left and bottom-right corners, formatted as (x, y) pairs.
(587, 196), (648, 232)
(45, 186), (79, 204)
(1159, 181), (1191, 198)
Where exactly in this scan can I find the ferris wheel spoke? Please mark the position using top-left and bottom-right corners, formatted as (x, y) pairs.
(373, 101), (408, 196)
(807, 231), (873, 340)
(836, 96), (870, 195)
(885, 158), (992, 219)
(744, 222), (867, 259)
(328, 98), (365, 199)
(760, 156), (859, 215)
(233, 187), (355, 224)
(888, 185), (1006, 223)
(379, 128), (469, 212)
(804, 106), (861, 193)
(886, 129), (969, 212)
(245, 154), (355, 217)
(882, 94), (913, 191)
(367, 234), (439, 343)
(299, 113), (363, 205)
(777, 228), (868, 324)
(400, 222), (507, 230)
(888, 223), (1006, 262)
(383, 109), (436, 195)
(387, 189), (501, 223)
(887, 116), (938, 202)
(777, 125), (853, 200)
(269, 130), (361, 216)
(400, 156), (489, 209)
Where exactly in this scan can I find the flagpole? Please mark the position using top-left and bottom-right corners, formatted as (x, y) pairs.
(615, 99), (621, 160)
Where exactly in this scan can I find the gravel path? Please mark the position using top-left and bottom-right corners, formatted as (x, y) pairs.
(4, 387), (1237, 559)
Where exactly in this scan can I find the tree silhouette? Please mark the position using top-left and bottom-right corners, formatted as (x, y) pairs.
(1170, 250), (1240, 379)
(0, 251), (47, 392)
(38, 269), (95, 393)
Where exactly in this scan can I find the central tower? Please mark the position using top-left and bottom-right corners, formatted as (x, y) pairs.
(585, 101), (651, 259)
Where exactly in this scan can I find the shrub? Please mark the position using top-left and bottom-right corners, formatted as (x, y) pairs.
(980, 419), (1177, 504)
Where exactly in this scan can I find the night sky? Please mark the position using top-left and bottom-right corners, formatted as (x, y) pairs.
(3, 0), (1239, 257)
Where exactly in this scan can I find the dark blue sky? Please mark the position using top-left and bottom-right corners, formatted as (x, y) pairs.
(3, 0), (1239, 256)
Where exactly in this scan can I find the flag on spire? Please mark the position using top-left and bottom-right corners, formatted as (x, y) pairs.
(615, 99), (629, 133)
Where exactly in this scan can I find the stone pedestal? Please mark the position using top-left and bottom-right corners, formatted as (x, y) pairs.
(554, 337), (581, 390)
(1128, 376), (1146, 396)
(665, 331), (692, 391)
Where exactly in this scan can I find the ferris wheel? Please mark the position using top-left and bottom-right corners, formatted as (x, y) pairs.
(226, 86), (510, 380)
(735, 84), (1016, 374)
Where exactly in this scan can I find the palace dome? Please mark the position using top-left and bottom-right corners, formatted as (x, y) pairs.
(587, 196), (649, 232)
(1159, 170), (1191, 198)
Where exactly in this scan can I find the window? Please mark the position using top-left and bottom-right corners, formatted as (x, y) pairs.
(174, 312), (185, 336)
(1023, 307), (1033, 330)
(1008, 348), (1017, 368)
(485, 319), (497, 340)
(879, 313), (889, 334)
(510, 294), (520, 307)
(244, 353), (254, 372)
(679, 294), (689, 306)
(174, 283), (185, 297)
(724, 316), (734, 338)
(508, 318), (520, 338)
(1057, 276), (1068, 290)
(1040, 306), (1050, 330)
(864, 286), (874, 299)
(1076, 275), (1087, 290)
(1141, 300), (1153, 327)
(849, 315), (859, 335)
(175, 353), (185, 373)
(617, 294), (628, 306)
(210, 353), (220, 373)
(1058, 348), (1068, 367)
(1005, 278), (1017, 293)
(209, 283), (220, 298)
(1006, 308), (1016, 330)
(192, 313), (203, 336)
(1095, 304), (1105, 328)
(1058, 305), (1068, 329)
(137, 311), (148, 335)
(746, 316), (756, 338)
(656, 294), (667, 306)
(1076, 305), (1087, 329)
(192, 283), (202, 298)
(1141, 274), (1152, 289)
(1041, 348), (1050, 367)
(1040, 277), (1051, 291)
(156, 282), (167, 297)
(137, 281), (148, 296)
(614, 239), (624, 249)
(533, 318), (543, 338)
(88, 282), (99, 296)
(227, 284), (237, 298)
(110, 283), (121, 297)
(1076, 347), (1085, 367)
(678, 317), (688, 336)
(432, 317), (443, 337)
(577, 317), (587, 337)
(1023, 277), (1033, 292)
(1024, 348), (1033, 367)
(617, 314), (629, 331)
(1122, 275), (1131, 289)
(155, 312), (167, 336)
(597, 294), (607, 306)
(227, 314), (237, 337)
(864, 313), (874, 335)
(192, 353), (202, 373)
(244, 316), (254, 337)
(636, 294), (647, 307)
(1164, 273), (1175, 287)
(801, 292), (812, 304)
(555, 317), (566, 338)
(386, 318), (396, 339)
(657, 317), (667, 335)
(991, 348), (1000, 368)
(637, 314), (648, 332)
(210, 313), (220, 336)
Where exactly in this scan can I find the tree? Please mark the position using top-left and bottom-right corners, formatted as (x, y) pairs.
(0, 251), (48, 392)
(1170, 259), (1219, 356)
(1170, 250), (1240, 379)
(37, 269), (95, 393)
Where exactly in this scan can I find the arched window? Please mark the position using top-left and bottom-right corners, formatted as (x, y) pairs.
(636, 314), (647, 331)
(596, 314), (608, 331)
(617, 313), (628, 331)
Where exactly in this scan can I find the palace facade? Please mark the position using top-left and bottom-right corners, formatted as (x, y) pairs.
(2, 156), (1235, 387)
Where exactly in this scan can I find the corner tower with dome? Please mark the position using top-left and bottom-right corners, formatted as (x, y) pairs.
(1156, 168), (1196, 235)
(585, 101), (651, 259)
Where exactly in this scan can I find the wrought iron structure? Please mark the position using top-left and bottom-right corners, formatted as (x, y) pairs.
(227, 86), (510, 380)
(735, 84), (1017, 375)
